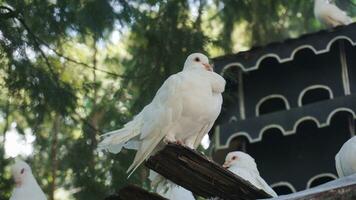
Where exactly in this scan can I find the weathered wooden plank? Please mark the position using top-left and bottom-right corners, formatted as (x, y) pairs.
(104, 185), (167, 200)
(270, 174), (356, 200)
(146, 143), (272, 200)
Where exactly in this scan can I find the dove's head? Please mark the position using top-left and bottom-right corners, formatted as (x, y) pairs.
(12, 158), (32, 187)
(183, 53), (213, 72)
(223, 151), (257, 170)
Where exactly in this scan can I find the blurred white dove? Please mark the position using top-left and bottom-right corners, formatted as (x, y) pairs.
(10, 159), (47, 200)
(223, 151), (278, 197)
(148, 170), (195, 200)
(98, 53), (225, 175)
(335, 136), (356, 177)
(314, 0), (352, 27)
(160, 186), (195, 200)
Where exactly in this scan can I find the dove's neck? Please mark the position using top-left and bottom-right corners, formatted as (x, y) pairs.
(21, 174), (40, 188)
(230, 161), (259, 175)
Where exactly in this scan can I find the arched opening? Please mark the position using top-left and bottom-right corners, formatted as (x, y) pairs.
(307, 174), (336, 188)
(256, 95), (290, 116)
(272, 184), (295, 195)
(299, 86), (333, 106)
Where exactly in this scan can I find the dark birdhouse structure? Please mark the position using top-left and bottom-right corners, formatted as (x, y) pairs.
(212, 23), (356, 195)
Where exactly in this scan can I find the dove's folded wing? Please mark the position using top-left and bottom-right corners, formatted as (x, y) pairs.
(127, 74), (184, 174)
(255, 175), (278, 197)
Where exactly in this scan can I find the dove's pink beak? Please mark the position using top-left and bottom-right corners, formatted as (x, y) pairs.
(203, 63), (213, 71)
(14, 178), (22, 187)
(222, 161), (231, 169)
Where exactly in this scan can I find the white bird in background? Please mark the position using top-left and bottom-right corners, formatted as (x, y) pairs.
(10, 159), (47, 200)
(335, 136), (356, 177)
(223, 151), (278, 198)
(159, 186), (195, 200)
(98, 53), (226, 175)
(314, 0), (353, 27)
(148, 170), (195, 200)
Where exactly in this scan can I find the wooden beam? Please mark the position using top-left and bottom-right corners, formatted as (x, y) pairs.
(145, 143), (272, 200)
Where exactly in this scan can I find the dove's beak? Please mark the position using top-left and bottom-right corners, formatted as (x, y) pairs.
(14, 178), (22, 187)
(222, 161), (231, 169)
(203, 63), (213, 71)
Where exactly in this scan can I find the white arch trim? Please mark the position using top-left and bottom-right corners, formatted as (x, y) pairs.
(306, 173), (337, 189)
(256, 94), (290, 116)
(220, 36), (356, 74)
(298, 85), (334, 107)
(215, 107), (356, 150)
(271, 181), (297, 193)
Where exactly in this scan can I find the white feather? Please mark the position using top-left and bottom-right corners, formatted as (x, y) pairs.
(314, 0), (352, 27)
(335, 136), (356, 177)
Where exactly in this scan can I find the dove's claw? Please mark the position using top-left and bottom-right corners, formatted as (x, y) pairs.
(175, 140), (183, 145)
(163, 135), (176, 144)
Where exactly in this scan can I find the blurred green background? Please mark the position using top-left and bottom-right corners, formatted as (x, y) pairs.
(0, 0), (354, 199)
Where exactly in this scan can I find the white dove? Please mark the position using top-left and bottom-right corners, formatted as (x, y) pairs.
(223, 151), (278, 197)
(148, 170), (195, 200)
(160, 186), (195, 200)
(98, 53), (225, 175)
(314, 0), (352, 27)
(10, 159), (47, 200)
(335, 136), (356, 177)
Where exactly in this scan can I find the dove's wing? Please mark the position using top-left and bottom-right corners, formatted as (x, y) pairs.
(326, 5), (352, 25)
(229, 166), (277, 197)
(335, 151), (344, 177)
(127, 74), (184, 174)
(317, 3), (352, 27)
(254, 175), (278, 197)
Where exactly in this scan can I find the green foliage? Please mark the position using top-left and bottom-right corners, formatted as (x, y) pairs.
(0, 0), (337, 199)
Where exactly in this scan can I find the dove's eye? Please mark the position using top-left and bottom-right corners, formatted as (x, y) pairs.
(194, 57), (200, 62)
(232, 156), (237, 160)
(20, 168), (24, 174)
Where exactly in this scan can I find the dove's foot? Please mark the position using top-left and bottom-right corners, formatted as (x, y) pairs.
(174, 140), (183, 145)
(163, 135), (176, 144)
(184, 139), (195, 149)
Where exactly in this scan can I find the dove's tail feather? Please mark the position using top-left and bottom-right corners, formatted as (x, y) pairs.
(127, 134), (163, 177)
(97, 115), (142, 154)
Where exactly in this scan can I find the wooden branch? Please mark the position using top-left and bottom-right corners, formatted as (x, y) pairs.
(273, 174), (356, 200)
(104, 185), (167, 200)
(145, 143), (272, 200)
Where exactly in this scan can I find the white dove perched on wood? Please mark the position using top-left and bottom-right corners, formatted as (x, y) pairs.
(10, 159), (47, 200)
(335, 136), (356, 177)
(223, 151), (278, 197)
(314, 0), (353, 27)
(98, 53), (225, 174)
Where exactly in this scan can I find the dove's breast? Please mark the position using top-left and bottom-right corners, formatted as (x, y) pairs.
(170, 71), (222, 140)
(180, 73), (222, 120)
